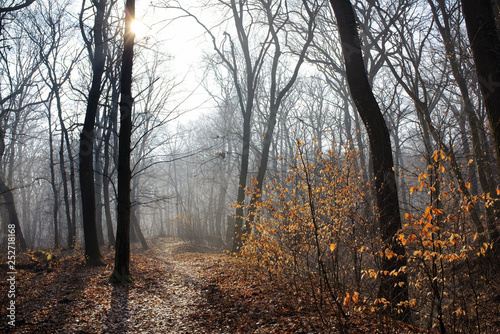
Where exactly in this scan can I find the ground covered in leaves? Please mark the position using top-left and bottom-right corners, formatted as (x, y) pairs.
(1, 238), (427, 333)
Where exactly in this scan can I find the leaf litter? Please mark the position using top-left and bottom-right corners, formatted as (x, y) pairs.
(0, 238), (426, 333)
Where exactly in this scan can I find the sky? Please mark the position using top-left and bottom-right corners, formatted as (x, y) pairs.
(132, 2), (219, 124)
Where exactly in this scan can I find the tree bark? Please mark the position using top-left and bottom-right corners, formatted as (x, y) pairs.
(103, 107), (116, 247)
(79, 0), (107, 266)
(131, 207), (148, 250)
(103, 62), (119, 247)
(232, 106), (252, 252)
(460, 0), (500, 252)
(329, 0), (409, 321)
(110, 0), (135, 284)
(54, 83), (76, 249)
(48, 100), (59, 248)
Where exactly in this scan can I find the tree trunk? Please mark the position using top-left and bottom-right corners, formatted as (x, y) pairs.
(94, 149), (105, 246)
(59, 138), (72, 249)
(79, 0), (107, 266)
(56, 91), (74, 249)
(329, 0), (409, 321)
(48, 101), (59, 248)
(110, 0), (135, 284)
(131, 207), (148, 250)
(429, 0), (500, 244)
(103, 66), (118, 247)
(460, 0), (500, 252)
(461, 0), (500, 175)
(0, 123), (26, 252)
(232, 113), (251, 252)
(103, 116), (115, 247)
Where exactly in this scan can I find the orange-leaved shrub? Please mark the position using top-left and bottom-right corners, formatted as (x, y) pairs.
(242, 146), (500, 332)
(242, 143), (376, 328)
(399, 150), (499, 333)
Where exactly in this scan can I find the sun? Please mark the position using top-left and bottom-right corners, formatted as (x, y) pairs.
(130, 19), (148, 37)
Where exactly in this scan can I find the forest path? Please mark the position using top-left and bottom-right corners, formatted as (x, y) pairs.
(0, 239), (230, 333)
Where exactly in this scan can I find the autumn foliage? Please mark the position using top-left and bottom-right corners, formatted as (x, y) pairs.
(242, 145), (500, 333)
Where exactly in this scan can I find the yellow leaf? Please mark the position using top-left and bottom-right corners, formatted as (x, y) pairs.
(465, 182), (471, 189)
(330, 243), (337, 252)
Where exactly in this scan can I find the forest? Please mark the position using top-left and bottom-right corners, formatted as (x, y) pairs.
(0, 0), (500, 332)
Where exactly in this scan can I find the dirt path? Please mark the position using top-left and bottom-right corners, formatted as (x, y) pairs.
(0, 239), (225, 333)
(67, 240), (225, 333)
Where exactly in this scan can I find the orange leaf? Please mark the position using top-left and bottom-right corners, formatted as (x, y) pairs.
(352, 292), (359, 303)
(344, 292), (351, 305)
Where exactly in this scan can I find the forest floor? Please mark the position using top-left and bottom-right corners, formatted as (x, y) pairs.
(0, 238), (428, 333)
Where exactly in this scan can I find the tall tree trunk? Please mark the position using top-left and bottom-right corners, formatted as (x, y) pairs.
(243, 105), (278, 236)
(55, 87), (74, 249)
(429, 0), (500, 246)
(59, 137), (72, 248)
(103, 66), (119, 247)
(110, 0), (135, 284)
(232, 113), (251, 252)
(103, 115), (115, 247)
(461, 0), (500, 175)
(79, 0), (107, 266)
(459, 0), (500, 252)
(63, 123), (77, 249)
(329, 0), (409, 320)
(94, 149), (105, 246)
(48, 101), (59, 248)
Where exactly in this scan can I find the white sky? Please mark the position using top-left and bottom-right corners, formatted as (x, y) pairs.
(133, 2), (219, 124)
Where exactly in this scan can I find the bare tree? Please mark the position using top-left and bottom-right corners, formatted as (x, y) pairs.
(79, 0), (107, 265)
(240, 0), (318, 249)
(0, 2), (44, 252)
(329, 0), (408, 320)
(460, 0), (500, 254)
(111, 0), (136, 284)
